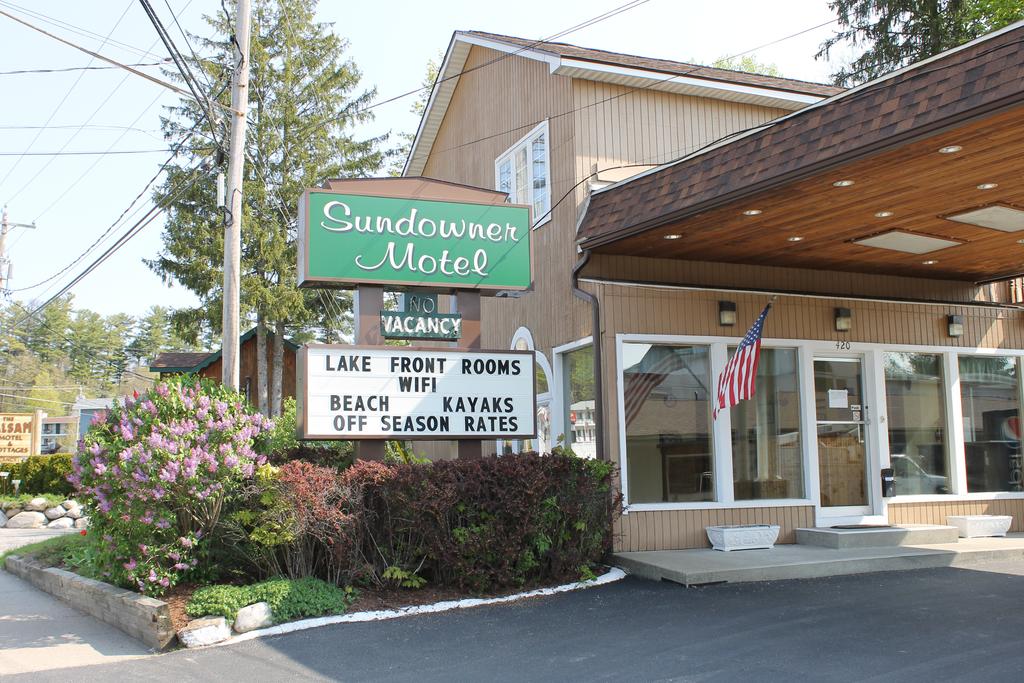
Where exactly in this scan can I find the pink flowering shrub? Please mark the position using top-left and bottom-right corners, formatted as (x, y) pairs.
(72, 377), (272, 595)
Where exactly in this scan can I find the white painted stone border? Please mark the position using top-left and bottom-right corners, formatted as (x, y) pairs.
(215, 567), (626, 648)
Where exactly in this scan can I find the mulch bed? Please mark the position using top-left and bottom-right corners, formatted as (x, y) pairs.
(161, 568), (611, 633)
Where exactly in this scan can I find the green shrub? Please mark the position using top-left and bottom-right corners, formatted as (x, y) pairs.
(4, 454), (75, 496)
(186, 577), (355, 623)
(0, 492), (65, 508)
(265, 398), (353, 469)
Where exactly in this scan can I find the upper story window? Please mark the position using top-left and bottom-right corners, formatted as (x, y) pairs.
(495, 121), (550, 227)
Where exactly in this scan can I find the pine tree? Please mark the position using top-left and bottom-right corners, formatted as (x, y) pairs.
(148, 0), (386, 414)
(817, 0), (1024, 86)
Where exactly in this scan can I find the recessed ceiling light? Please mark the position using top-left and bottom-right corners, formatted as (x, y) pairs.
(1017, 239), (1024, 245)
(938, 145), (963, 154)
(742, 209), (762, 216)
(874, 211), (894, 218)
(787, 236), (804, 242)
(977, 182), (999, 190)
(832, 179), (855, 187)
(922, 260), (939, 265)
(663, 233), (682, 240)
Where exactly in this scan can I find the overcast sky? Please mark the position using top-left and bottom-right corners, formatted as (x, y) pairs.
(0, 0), (845, 320)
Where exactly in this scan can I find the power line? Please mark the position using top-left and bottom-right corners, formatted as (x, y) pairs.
(0, 149), (171, 156)
(0, 1), (133, 191)
(138, 0), (222, 150)
(0, 61), (168, 75)
(10, 162), (208, 323)
(0, 8), (232, 112)
(0, 0), (166, 60)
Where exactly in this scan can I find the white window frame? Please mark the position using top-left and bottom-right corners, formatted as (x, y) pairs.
(500, 327), (555, 454)
(553, 336), (593, 452)
(494, 121), (552, 229)
(615, 333), (1024, 514)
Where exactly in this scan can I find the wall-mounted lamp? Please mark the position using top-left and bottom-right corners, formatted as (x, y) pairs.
(719, 300), (737, 326)
(947, 314), (964, 338)
(834, 307), (852, 332)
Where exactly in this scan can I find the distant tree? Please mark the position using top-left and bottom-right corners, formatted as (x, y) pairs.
(817, 0), (1024, 86)
(390, 52), (442, 176)
(712, 55), (783, 77)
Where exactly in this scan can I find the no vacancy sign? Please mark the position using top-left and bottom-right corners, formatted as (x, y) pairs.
(298, 345), (536, 440)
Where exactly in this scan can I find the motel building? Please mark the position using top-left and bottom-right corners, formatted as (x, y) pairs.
(401, 23), (1024, 552)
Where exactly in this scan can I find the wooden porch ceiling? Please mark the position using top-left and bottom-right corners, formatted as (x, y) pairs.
(593, 105), (1024, 283)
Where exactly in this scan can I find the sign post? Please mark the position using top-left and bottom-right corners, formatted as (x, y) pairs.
(296, 178), (533, 459)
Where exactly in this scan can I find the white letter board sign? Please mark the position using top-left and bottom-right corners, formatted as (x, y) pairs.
(298, 345), (536, 440)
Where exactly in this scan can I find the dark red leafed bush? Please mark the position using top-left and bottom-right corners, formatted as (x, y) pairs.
(343, 454), (619, 591)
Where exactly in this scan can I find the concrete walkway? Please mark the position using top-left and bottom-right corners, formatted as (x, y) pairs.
(615, 532), (1024, 585)
(0, 529), (151, 676)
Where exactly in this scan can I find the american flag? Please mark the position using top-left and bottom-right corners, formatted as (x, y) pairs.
(623, 348), (685, 427)
(713, 304), (771, 419)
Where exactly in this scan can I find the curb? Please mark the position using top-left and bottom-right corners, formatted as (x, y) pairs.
(218, 567), (627, 647)
(4, 554), (175, 650)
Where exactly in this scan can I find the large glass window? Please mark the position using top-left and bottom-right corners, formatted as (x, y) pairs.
(884, 353), (950, 495)
(959, 355), (1023, 492)
(563, 345), (596, 459)
(495, 122), (550, 225)
(730, 347), (803, 500)
(623, 343), (712, 503)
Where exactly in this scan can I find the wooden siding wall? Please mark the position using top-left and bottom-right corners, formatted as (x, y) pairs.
(592, 280), (1024, 551)
(199, 336), (297, 404)
(615, 506), (815, 552)
(572, 81), (788, 185)
(889, 500), (1024, 532)
(586, 254), (1011, 304)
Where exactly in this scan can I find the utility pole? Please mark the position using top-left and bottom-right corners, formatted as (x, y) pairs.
(221, 0), (252, 390)
(0, 205), (36, 293)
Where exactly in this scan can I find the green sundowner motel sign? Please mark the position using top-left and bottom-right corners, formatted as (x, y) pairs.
(298, 190), (532, 291)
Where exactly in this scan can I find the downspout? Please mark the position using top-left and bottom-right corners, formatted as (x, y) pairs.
(572, 248), (605, 461)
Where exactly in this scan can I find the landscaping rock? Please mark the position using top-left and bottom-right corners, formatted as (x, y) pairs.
(0, 509), (7, 528)
(232, 602), (273, 633)
(24, 497), (49, 512)
(5, 508), (21, 518)
(66, 506), (84, 519)
(178, 616), (232, 648)
(62, 499), (80, 510)
(44, 505), (67, 520)
(74, 517), (89, 529)
(6, 511), (47, 528)
(47, 517), (74, 529)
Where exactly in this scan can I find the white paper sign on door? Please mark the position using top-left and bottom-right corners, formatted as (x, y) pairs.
(827, 389), (849, 409)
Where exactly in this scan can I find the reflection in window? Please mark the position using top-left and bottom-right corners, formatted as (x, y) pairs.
(494, 122), (550, 226)
(730, 348), (803, 500)
(959, 355), (1023, 492)
(623, 343), (712, 503)
(884, 353), (950, 495)
(563, 346), (596, 459)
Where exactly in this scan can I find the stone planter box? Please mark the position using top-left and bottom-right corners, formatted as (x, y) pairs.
(4, 555), (175, 650)
(706, 524), (780, 551)
(946, 515), (1012, 538)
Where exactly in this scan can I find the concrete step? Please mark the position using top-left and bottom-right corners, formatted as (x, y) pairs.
(796, 524), (960, 549)
(613, 534), (1024, 586)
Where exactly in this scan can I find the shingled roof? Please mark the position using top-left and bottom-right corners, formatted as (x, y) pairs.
(577, 22), (1024, 248)
(464, 30), (843, 98)
(149, 351), (212, 372)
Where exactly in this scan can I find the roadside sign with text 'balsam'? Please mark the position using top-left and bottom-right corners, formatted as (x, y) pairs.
(298, 191), (532, 292)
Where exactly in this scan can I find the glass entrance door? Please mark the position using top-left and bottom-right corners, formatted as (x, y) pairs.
(814, 357), (871, 514)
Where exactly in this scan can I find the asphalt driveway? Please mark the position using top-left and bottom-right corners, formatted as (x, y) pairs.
(12, 560), (1024, 682)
